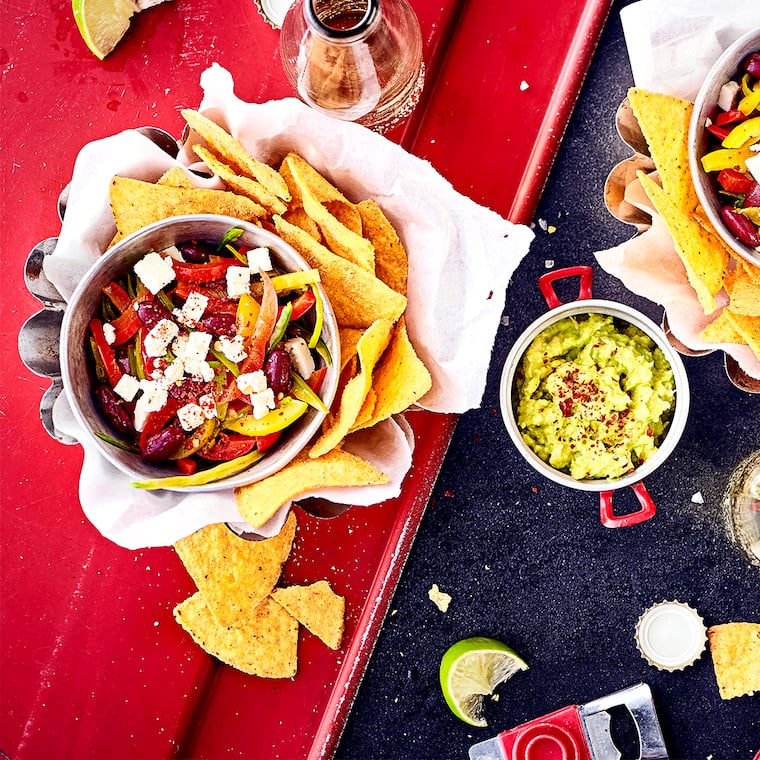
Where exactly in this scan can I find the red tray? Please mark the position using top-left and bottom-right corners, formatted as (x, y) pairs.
(1, 0), (611, 757)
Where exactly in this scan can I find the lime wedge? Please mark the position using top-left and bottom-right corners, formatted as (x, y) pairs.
(439, 636), (528, 727)
(72, 0), (139, 59)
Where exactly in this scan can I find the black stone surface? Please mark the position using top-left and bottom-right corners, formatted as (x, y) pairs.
(336, 3), (760, 758)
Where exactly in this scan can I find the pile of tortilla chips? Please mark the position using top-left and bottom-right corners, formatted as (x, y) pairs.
(628, 87), (760, 361)
(106, 109), (436, 676)
(173, 511), (345, 677)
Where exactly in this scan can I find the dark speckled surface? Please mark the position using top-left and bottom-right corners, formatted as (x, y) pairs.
(336, 3), (760, 759)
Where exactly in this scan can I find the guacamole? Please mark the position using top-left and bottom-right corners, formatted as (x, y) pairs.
(515, 313), (676, 480)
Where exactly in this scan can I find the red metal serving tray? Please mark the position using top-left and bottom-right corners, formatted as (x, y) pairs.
(1, 0), (611, 757)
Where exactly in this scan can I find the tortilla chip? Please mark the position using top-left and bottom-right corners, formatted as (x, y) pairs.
(174, 592), (298, 678)
(357, 199), (408, 295)
(193, 144), (288, 215)
(181, 109), (290, 201)
(726, 265), (760, 316)
(700, 311), (745, 344)
(352, 318), (432, 431)
(284, 156), (374, 271)
(310, 319), (393, 457)
(274, 214), (407, 328)
(628, 88), (698, 213)
(724, 309), (760, 360)
(707, 622), (760, 699)
(110, 176), (266, 237)
(283, 206), (323, 242)
(279, 152), (354, 207)
(638, 171), (728, 313)
(173, 512), (297, 626)
(235, 449), (387, 528)
(339, 327), (365, 372)
(740, 259), (760, 287)
(271, 580), (345, 650)
(157, 166), (195, 188)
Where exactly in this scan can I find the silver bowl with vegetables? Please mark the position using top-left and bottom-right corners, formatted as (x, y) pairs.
(61, 214), (340, 492)
(689, 27), (760, 267)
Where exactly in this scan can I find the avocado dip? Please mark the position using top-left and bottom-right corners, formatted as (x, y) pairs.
(515, 313), (676, 480)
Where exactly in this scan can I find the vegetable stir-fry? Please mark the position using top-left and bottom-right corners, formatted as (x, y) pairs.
(701, 51), (760, 249)
(88, 227), (330, 485)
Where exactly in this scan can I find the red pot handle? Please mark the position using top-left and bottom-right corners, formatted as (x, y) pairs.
(599, 481), (657, 528)
(538, 265), (594, 309)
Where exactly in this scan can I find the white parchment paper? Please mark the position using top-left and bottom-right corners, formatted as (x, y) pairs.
(45, 64), (534, 548)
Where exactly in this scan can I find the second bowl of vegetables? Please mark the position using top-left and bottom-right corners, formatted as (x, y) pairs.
(61, 214), (340, 492)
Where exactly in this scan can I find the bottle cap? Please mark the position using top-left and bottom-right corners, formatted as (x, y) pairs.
(254, 0), (295, 29)
(635, 601), (707, 671)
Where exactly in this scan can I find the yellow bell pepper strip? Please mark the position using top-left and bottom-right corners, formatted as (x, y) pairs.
(290, 372), (330, 414)
(738, 87), (760, 116)
(270, 269), (321, 293)
(170, 418), (217, 460)
(722, 116), (760, 149)
(224, 398), (308, 437)
(701, 143), (755, 173)
(308, 284), (324, 349)
(235, 292), (260, 337)
(738, 206), (760, 225)
(131, 449), (265, 490)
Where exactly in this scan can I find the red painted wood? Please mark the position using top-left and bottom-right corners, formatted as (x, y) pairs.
(1, 0), (610, 757)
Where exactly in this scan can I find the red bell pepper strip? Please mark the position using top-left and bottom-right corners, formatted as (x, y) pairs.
(288, 288), (317, 321)
(175, 458), (197, 475)
(717, 168), (755, 195)
(139, 399), (180, 452)
(102, 281), (133, 312)
(173, 256), (236, 283)
(707, 123), (732, 141)
(715, 109), (747, 127)
(108, 307), (142, 346)
(255, 431), (281, 452)
(89, 318), (123, 387)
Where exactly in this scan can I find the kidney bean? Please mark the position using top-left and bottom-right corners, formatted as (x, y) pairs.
(744, 53), (760, 78)
(94, 383), (134, 436)
(177, 240), (211, 264)
(720, 206), (760, 247)
(142, 423), (185, 462)
(136, 300), (171, 330)
(265, 348), (292, 395)
(200, 311), (235, 336)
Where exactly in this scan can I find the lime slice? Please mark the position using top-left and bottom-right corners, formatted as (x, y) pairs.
(72, 0), (139, 59)
(439, 636), (528, 727)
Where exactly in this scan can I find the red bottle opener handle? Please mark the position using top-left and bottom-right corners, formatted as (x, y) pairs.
(599, 482), (657, 528)
(538, 265), (594, 309)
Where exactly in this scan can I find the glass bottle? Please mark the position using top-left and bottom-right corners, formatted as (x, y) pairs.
(723, 450), (760, 567)
(279, 0), (425, 132)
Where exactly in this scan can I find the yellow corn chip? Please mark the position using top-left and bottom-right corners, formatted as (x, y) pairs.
(283, 206), (323, 242)
(271, 580), (345, 650)
(274, 214), (407, 328)
(157, 166), (195, 188)
(235, 449), (387, 528)
(740, 259), (760, 287)
(173, 512), (296, 627)
(279, 152), (355, 210)
(628, 88), (699, 213)
(351, 318), (432, 431)
(724, 309), (760, 360)
(181, 109), (290, 201)
(707, 622), (760, 699)
(357, 199), (408, 295)
(726, 265), (760, 316)
(193, 144), (288, 215)
(700, 311), (745, 344)
(310, 319), (393, 457)
(339, 327), (365, 372)
(285, 157), (375, 271)
(638, 171), (728, 313)
(174, 592), (298, 678)
(110, 176), (266, 237)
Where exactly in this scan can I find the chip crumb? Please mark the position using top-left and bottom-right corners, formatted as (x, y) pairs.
(547, 225), (557, 234)
(691, 491), (704, 504)
(520, 80), (529, 91)
(428, 583), (452, 612)
(544, 259), (554, 268)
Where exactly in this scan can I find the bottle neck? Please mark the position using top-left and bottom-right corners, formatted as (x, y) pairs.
(304, 0), (381, 42)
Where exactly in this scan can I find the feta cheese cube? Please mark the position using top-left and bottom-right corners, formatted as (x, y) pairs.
(183, 331), (213, 362)
(283, 337), (315, 379)
(113, 373), (140, 402)
(746, 153), (760, 184)
(215, 335), (247, 363)
(247, 246), (273, 272)
(144, 319), (180, 358)
(133, 379), (169, 432)
(198, 393), (217, 420)
(162, 358), (186, 385)
(184, 358), (215, 382)
(102, 322), (117, 346)
(177, 403), (206, 431)
(173, 291), (208, 328)
(251, 388), (276, 419)
(134, 252), (175, 294)
(237, 370), (268, 396)
(226, 266), (251, 298)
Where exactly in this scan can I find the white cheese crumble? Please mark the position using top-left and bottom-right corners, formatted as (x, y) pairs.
(177, 403), (206, 431)
(184, 358), (215, 382)
(215, 335), (247, 363)
(718, 80), (740, 112)
(745, 153), (760, 184)
(134, 252), (175, 295)
(133, 379), (169, 431)
(113, 373), (140, 402)
(226, 265), (251, 298)
(183, 331), (213, 362)
(173, 291), (208, 328)
(247, 246), (273, 272)
(198, 393), (217, 420)
(283, 337), (315, 379)
(102, 322), (117, 346)
(428, 584), (452, 612)
(237, 370), (268, 396)
(144, 319), (180, 358)
(251, 388), (276, 419)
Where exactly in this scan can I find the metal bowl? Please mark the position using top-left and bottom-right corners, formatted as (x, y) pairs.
(688, 27), (760, 268)
(60, 214), (340, 492)
(499, 272), (690, 527)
